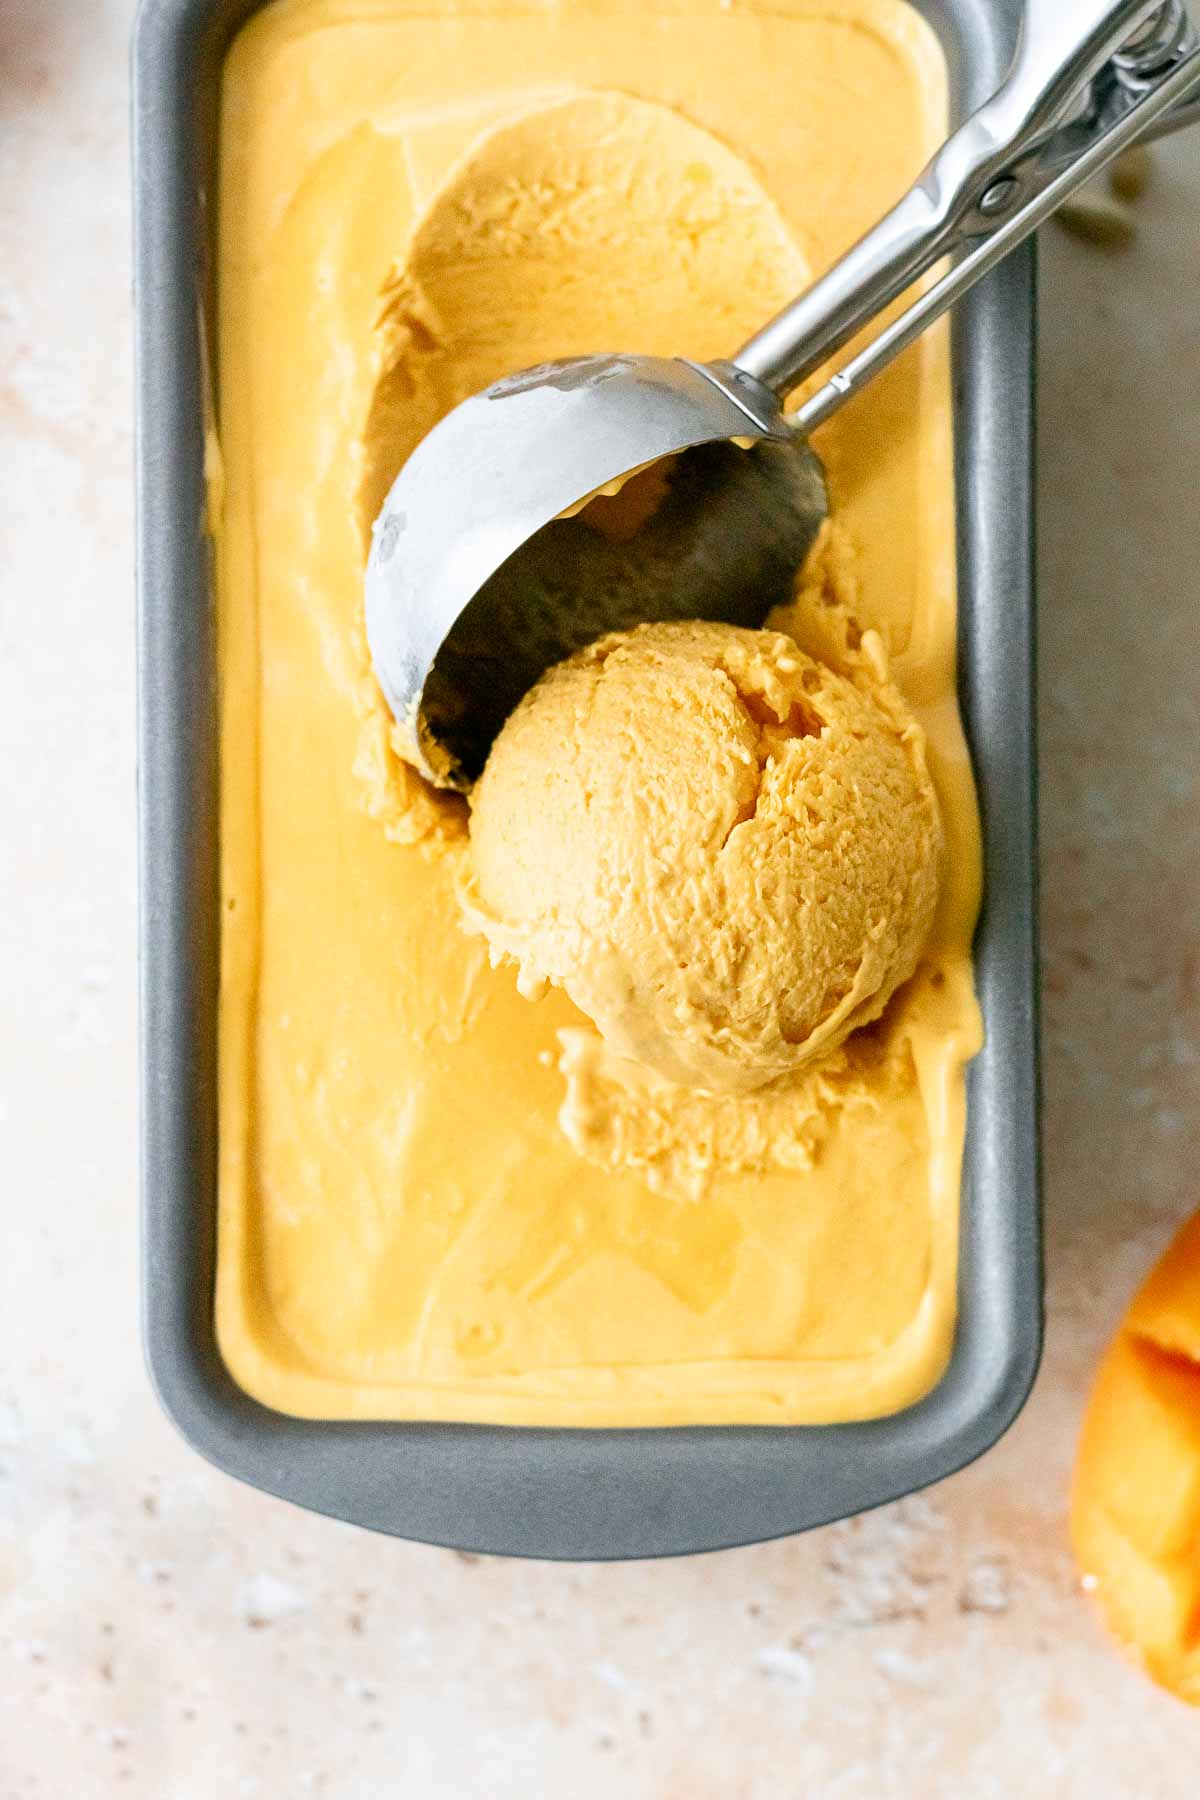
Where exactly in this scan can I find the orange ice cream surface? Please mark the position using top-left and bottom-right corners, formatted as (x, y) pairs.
(214, 0), (983, 1424)
(1073, 1213), (1200, 1704)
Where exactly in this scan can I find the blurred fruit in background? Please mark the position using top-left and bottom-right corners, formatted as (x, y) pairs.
(1073, 1212), (1200, 1705)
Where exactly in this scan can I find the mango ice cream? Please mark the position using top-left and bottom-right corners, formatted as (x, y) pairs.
(465, 620), (943, 1094)
(213, 0), (983, 1425)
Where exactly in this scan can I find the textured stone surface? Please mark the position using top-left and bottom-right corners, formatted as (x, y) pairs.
(1, 2), (1198, 1791)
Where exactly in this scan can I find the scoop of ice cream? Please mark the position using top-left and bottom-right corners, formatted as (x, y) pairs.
(463, 620), (942, 1092)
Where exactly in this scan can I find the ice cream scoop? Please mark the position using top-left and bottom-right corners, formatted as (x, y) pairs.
(366, 0), (1200, 788)
(462, 621), (943, 1093)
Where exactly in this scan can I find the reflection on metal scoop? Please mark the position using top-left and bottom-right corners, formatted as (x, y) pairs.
(371, 358), (825, 785)
(365, 354), (815, 783)
(421, 428), (827, 787)
(366, 0), (1200, 788)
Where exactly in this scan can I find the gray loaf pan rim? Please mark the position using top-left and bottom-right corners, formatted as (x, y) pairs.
(134, 0), (1041, 1559)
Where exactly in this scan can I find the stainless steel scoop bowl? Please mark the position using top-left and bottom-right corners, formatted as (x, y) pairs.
(365, 356), (825, 786)
(366, 0), (1200, 788)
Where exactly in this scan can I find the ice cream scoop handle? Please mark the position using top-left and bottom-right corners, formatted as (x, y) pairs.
(734, 0), (1171, 398)
(792, 42), (1200, 436)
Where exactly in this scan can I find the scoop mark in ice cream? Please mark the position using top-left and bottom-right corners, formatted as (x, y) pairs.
(352, 90), (812, 824)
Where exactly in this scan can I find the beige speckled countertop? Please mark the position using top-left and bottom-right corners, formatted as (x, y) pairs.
(2, 3), (1198, 1793)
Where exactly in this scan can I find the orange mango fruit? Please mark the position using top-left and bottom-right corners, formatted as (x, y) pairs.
(1072, 1213), (1200, 1703)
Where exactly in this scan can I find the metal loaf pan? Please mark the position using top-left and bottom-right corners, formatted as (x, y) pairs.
(134, 0), (1041, 1559)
